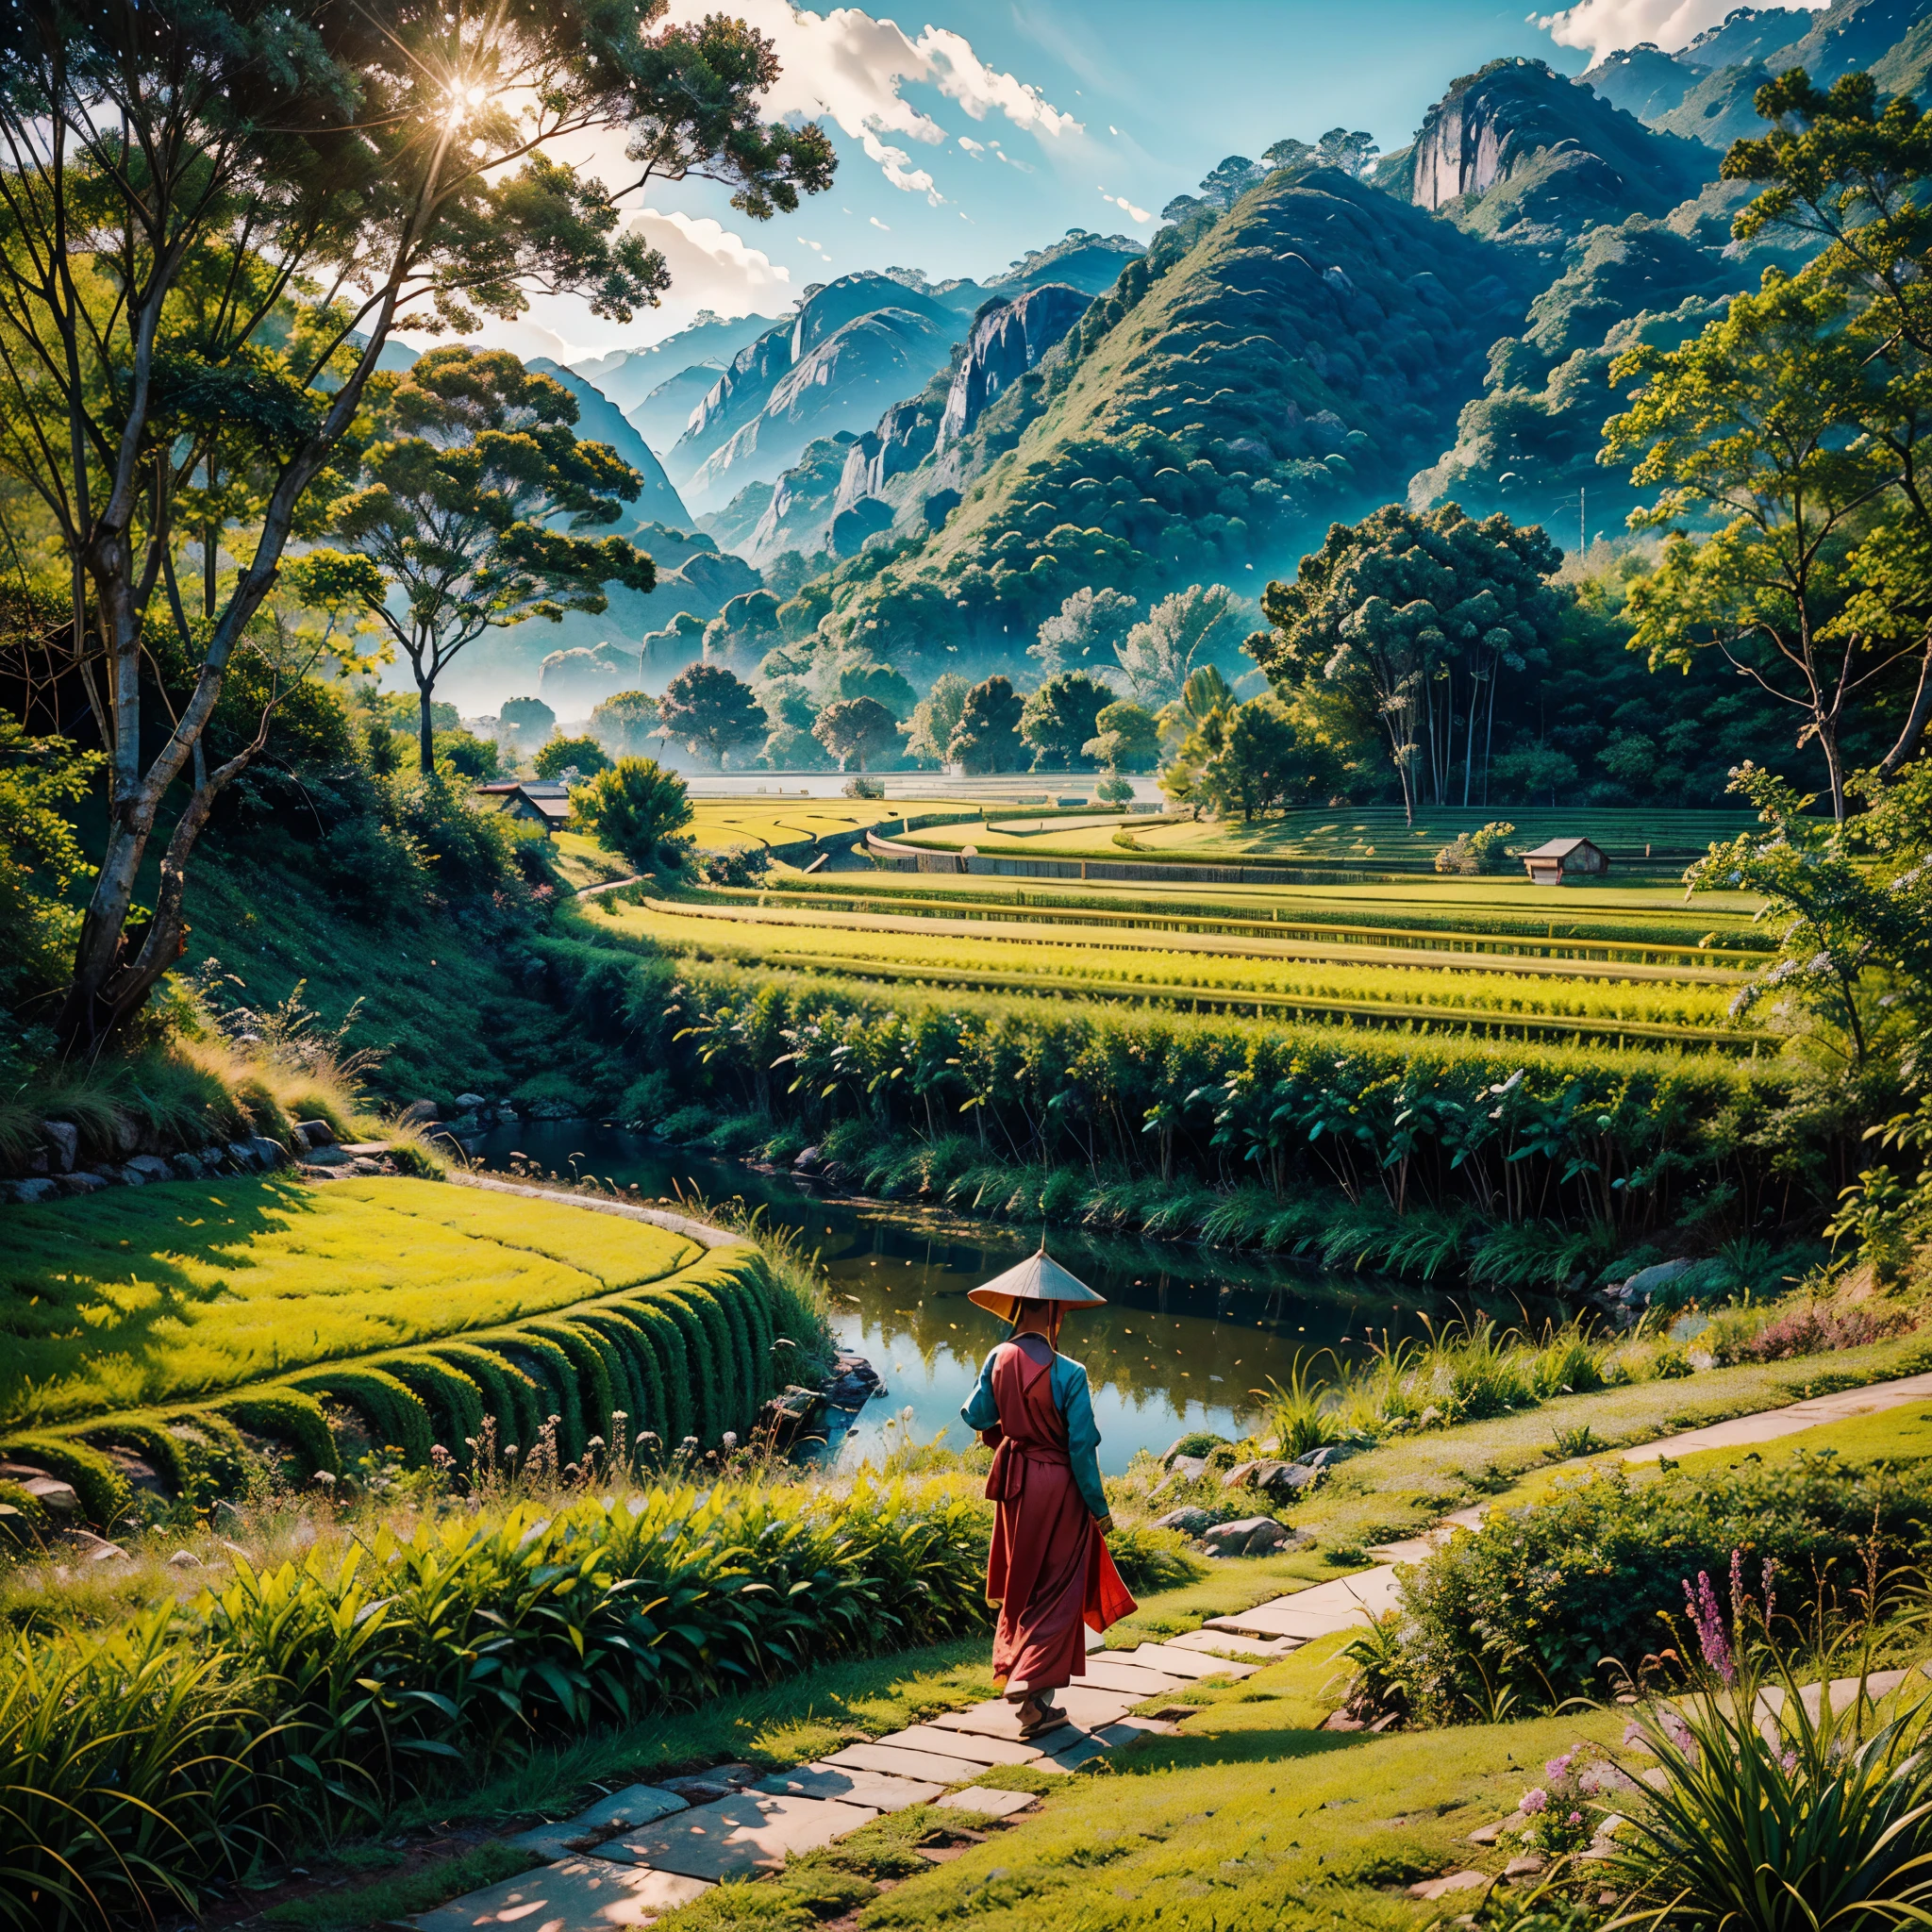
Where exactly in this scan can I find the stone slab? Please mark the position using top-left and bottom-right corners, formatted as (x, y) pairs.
(568, 1785), (689, 1837)
(824, 1740), (989, 1786)
(1074, 1656), (1186, 1695)
(937, 1786), (1040, 1819)
(1093, 1718), (1178, 1745)
(1047, 1732), (1111, 1773)
(1622, 1375), (1932, 1464)
(1164, 1628), (1302, 1661)
(507, 1825), (601, 1863)
(756, 1763), (943, 1811)
(1084, 1624), (1105, 1652)
(1205, 1571), (1398, 1640)
(1122, 1642), (1258, 1679)
(594, 1792), (878, 1883)
(407, 1857), (710, 1931)
(928, 1703), (1078, 1745)
(881, 1724), (1045, 1766)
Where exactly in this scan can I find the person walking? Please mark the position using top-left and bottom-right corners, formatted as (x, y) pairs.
(961, 1248), (1136, 1739)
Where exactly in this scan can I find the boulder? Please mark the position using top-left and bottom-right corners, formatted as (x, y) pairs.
(293, 1118), (336, 1148)
(57, 1171), (110, 1195)
(1203, 1515), (1293, 1557)
(1222, 1459), (1319, 1499)
(127, 1156), (174, 1183)
(169, 1153), (205, 1180)
(197, 1144), (230, 1171)
(454, 1092), (489, 1111)
(1612, 1257), (1691, 1304)
(247, 1137), (285, 1171)
(166, 1550), (203, 1569)
(108, 1163), (145, 1187)
(1291, 1442), (1364, 1472)
(792, 1144), (823, 1173)
(41, 1121), (77, 1173)
(1151, 1507), (1214, 1537)
(5, 1178), (59, 1205)
(300, 1143), (353, 1168)
(3, 1472), (76, 1513)
(397, 1099), (442, 1126)
(1166, 1455), (1210, 1483)
(226, 1141), (260, 1172)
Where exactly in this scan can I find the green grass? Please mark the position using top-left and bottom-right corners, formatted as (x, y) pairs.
(260, 1841), (541, 1931)
(0, 1175), (700, 1427)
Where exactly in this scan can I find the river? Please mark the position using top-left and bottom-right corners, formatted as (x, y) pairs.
(463, 1120), (1481, 1473)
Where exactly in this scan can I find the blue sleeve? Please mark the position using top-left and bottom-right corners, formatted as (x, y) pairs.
(962, 1348), (1002, 1433)
(1054, 1357), (1110, 1522)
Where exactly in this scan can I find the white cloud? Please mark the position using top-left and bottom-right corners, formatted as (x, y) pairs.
(1535, 0), (1824, 63)
(663, 1), (1079, 199)
(625, 208), (792, 314)
(958, 135), (986, 156)
(1101, 190), (1152, 225)
(1109, 125), (1119, 136)
(870, 215), (891, 229)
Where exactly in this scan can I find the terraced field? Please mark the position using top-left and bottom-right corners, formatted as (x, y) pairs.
(688, 797), (975, 856)
(598, 874), (1769, 1051)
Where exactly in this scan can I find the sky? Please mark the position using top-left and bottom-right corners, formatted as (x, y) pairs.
(453, 0), (1830, 366)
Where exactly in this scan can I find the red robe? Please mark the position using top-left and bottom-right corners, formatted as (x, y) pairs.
(980, 1337), (1137, 1694)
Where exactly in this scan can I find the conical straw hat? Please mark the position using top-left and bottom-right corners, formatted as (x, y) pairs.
(966, 1247), (1107, 1323)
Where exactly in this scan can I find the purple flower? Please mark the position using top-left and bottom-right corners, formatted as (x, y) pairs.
(1546, 1755), (1574, 1780)
(1520, 1788), (1549, 1815)
(1781, 1749), (1798, 1776)
(1684, 1571), (1735, 1685)
(1568, 1811), (1582, 1826)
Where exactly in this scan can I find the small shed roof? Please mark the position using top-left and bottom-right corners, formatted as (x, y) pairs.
(1523, 837), (1603, 859)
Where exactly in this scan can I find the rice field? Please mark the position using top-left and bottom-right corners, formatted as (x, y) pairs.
(593, 888), (1763, 1049)
(0, 1176), (700, 1428)
(687, 798), (974, 855)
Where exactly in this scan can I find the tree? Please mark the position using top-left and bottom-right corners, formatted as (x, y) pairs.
(1197, 697), (1340, 822)
(1317, 128), (1380, 177)
(1492, 743), (1578, 805)
(950, 676), (1026, 774)
(1021, 673), (1113, 772)
(569, 758), (693, 870)
(1604, 270), (1899, 822)
(533, 734), (611, 781)
(1117, 585), (1245, 707)
(831, 658), (918, 717)
(1158, 667), (1237, 811)
(500, 696), (556, 747)
(589, 691), (661, 758)
(0, 715), (100, 1009)
(324, 347), (657, 772)
(1250, 505), (1567, 824)
(812, 696), (899, 772)
(1263, 138), (1316, 170)
(907, 673), (972, 765)
(1031, 587), (1138, 677)
(1084, 701), (1161, 774)
(0, 1), (832, 1052)
(436, 730), (500, 781)
(659, 663), (768, 767)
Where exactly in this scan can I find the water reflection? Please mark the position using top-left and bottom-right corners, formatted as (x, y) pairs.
(464, 1120), (1475, 1472)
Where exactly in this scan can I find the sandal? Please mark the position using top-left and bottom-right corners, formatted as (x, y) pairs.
(1016, 1699), (1063, 1738)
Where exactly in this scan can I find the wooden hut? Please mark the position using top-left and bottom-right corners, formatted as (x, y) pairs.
(1521, 836), (1608, 886)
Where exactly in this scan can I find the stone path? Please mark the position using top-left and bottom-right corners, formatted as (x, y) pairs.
(407, 1369), (1932, 1930)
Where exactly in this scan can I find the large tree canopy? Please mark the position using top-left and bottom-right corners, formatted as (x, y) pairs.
(1249, 504), (1567, 823)
(0, 0), (831, 1048)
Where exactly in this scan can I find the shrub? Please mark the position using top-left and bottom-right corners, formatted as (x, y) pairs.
(1382, 1457), (1932, 1723)
(218, 1390), (342, 1479)
(532, 733), (610, 780)
(1106, 1524), (1208, 1591)
(568, 758), (692, 868)
(1433, 821), (1516, 875)
(0, 1433), (130, 1528)
(843, 774), (885, 800)
(291, 1367), (435, 1466)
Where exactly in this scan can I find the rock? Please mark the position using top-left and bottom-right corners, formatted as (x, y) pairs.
(300, 1143), (353, 1168)
(1322, 1709), (1365, 1731)
(1467, 1822), (1506, 1845)
(1203, 1515), (1293, 1557)
(1166, 1456), (1209, 1483)
(454, 1093), (489, 1111)
(1505, 1854), (1547, 1878)
(1152, 1507), (1214, 1537)
(127, 1156), (174, 1183)
(107, 1164), (144, 1187)
(1222, 1459), (1320, 1499)
(57, 1171), (110, 1195)
(6, 1178), (59, 1205)
(1613, 1257), (1691, 1303)
(87, 1541), (129, 1563)
(226, 1141), (260, 1172)
(397, 1099), (442, 1126)
(792, 1144), (823, 1173)
(112, 1115), (142, 1156)
(1641, 1768), (1669, 1791)
(198, 1144), (230, 1171)
(1291, 1442), (1364, 1472)
(41, 1121), (77, 1173)
(166, 1549), (203, 1568)
(247, 1137), (284, 1171)
(1407, 1872), (1493, 1902)
(169, 1153), (205, 1180)
(935, 284), (1092, 453)
(496, 1105), (519, 1124)
(0, 1468), (76, 1512)
(1593, 1813), (1628, 1841)
(294, 1118), (336, 1147)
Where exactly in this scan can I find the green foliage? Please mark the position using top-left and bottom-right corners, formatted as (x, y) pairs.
(1193, 695), (1343, 822)
(1435, 821), (1517, 875)
(1253, 504), (1569, 824)
(1116, 584), (1245, 708)
(950, 675), (1025, 774)
(1384, 1457), (1932, 1721)
(219, 1391), (342, 1479)
(812, 695), (899, 772)
(1032, 586), (1138, 678)
(1020, 671), (1113, 772)
(291, 1367), (435, 1464)
(0, 714), (101, 1009)
(568, 758), (694, 868)
(500, 695), (557, 743)
(660, 663), (768, 767)
(589, 690), (661, 757)
(533, 733), (612, 780)
(1085, 699), (1160, 774)
(904, 672), (971, 765)
(0, 1434), (130, 1529)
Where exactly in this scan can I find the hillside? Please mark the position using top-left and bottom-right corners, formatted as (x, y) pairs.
(801, 166), (1527, 673)
(525, 358), (691, 529)
(572, 309), (777, 428)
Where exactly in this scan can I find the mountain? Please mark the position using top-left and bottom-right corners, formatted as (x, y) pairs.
(571, 310), (777, 417)
(1381, 57), (1720, 249)
(796, 164), (1529, 675)
(524, 358), (691, 530)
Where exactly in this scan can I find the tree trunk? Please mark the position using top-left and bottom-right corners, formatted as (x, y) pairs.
(420, 676), (437, 774)
(1878, 632), (1932, 779)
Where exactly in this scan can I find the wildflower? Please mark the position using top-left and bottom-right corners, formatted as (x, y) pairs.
(1781, 1749), (1798, 1775)
(1684, 1571), (1735, 1685)
(722, 1431), (738, 1449)
(1568, 1811), (1582, 1827)
(312, 1470), (336, 1489)
(1519, 1789), (1549, 1815)
(1545, 1754), (1573, 1781)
